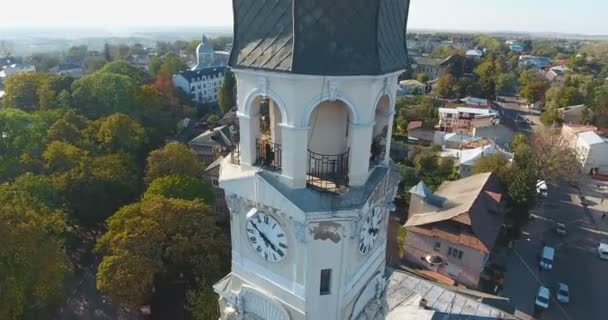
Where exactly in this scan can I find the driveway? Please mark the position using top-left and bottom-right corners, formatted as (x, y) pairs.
(500, 184), (608, 320)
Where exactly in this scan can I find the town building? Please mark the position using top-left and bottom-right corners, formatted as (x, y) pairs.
(397, 79), (425, 96)
(191, 34), (229, 71)
(558, 104), (587, 124)
(50, 63), (84, 78)
(574, 131), (608, 173)
(437, 106), (499, 134)
(172, 66), (226, 104)
(541, 65), (571, 84)
(518, 55), (552, 69)
(0, 63), (36, 79)
(411, 56), (454, 81)
(202, 156), (230, 222)
(407, 121), (436, 145)
(212, 0), (413, 318)
(465, 49), (483, 59)
(441, 143), (513, 177)
(404, 173), (506, 288)
(188, 125), (236, 165)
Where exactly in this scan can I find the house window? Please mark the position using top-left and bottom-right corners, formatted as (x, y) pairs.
(212, 178), (219, 187)
(448, 247), (464, 260)
(434, 242), (441, 251)
(320, 269), (331, 295)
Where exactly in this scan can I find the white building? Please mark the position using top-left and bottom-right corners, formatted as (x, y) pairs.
(212, 0), (407, 319)
(191, 34), (229, 71)
(0, 63), (36, 79)
(438, 106), (499, 134)
(575, 131), (608, 173)
(172, 66), (226, 104)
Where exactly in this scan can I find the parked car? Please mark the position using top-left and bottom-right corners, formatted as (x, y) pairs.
(535, 286), (550, 310)
(555, 223), (567, 236)
(598, 243), (608, 260)
(556, 283), (570, 303)
(539, 246), (555, 270)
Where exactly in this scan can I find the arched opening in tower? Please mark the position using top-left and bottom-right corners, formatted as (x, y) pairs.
(371, 95), (391, 166)
(252, 96), (283, 171)
(306, 100), (351, 191)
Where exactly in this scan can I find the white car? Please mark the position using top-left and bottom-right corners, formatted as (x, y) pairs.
(535, 286), (550, 310)
(599, 243), (608, 260)
(539, 246), (555, 270)
(556, 283), (570, 304)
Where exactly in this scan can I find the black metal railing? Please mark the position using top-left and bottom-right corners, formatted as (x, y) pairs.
(370, 135), (386, 167)
(256, 139), (282, 171)
(307, 149), (349, 192)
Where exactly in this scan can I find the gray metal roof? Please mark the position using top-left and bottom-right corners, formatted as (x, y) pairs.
(229, 0), (410, 76)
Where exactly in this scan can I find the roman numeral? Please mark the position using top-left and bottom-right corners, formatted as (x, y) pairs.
(272, 223), (277, 229)
(247, 228), (255, 234)
(249, 236), (257, 243)
(279, 242), (287, 249)
(265, 252), (268, 260)
(277, 233), (284, 238)
(256, 215), (261, 223)
(277, 249), (284, 257)
(257, 246), (262, 252)
(272, 253), (277, 261)
(264, 216), (269, 224)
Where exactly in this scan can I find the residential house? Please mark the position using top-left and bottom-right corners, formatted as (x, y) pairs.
(202, 156), (230, 221)
(441, 143), (513, 177)
(188, 125), (235, 165)
(398, 79), (426, 95)
(172, 66), (226, 104)
(0, 63), (36, 79)
(509, 44), (524, 53)
(465, 49), (483, 59)
(541, 65), (571, 84)
(519, 55), (552, 69)
(558, 104), (587, 124)
(407, 121), (435, 145)
(437, 106), (499, 134)
(50, 63), (84, 78)
(412, 56), (454, 81)
(574, 131), (608, 173)
(460, 96), (490, 108)
(404, 173), (506, 288)
(561, 124), (598, 148)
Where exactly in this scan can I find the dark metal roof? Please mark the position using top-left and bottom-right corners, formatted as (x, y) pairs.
(230, 0), (410, 76)
(175, 66), (227, 82)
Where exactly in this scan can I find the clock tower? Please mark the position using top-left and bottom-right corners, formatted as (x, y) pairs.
(213, 1), (410, 319)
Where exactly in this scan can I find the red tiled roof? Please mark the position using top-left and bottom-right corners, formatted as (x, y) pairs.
(410, 225), (490, 253)
(408, 121), (423, 131)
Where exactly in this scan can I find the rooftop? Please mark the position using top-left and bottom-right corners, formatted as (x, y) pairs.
(386, 270), (517, 319)
(229, 0), (410, 76)
(175, 66), (227, 81)
(578, 130), (606, 145)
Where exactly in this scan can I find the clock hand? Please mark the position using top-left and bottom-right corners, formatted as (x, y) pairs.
(251, 222), (279, 252)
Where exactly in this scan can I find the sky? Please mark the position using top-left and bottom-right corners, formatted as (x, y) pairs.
(1, 0), (607, 35)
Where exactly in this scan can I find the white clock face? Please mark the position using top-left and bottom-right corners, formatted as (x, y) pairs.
(246, 211), (288, 263)
(359, 207), (383, 255)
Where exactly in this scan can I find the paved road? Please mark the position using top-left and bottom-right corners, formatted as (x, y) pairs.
(501, 184), (608, 320)
(494, 100), (535, 134)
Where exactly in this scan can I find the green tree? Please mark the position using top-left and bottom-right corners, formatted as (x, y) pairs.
(144, 174), (214, 203)
(436, 73), (456, 98)
(149, 54), (187, 76)
(92, 113), (148, 154)
(475, 57), (498, 99)
(592, 84), (608, 127)
(415, 73), (429, 83)
(187, 287), (221, 320)
(218, 70), (236, 114)
(95, 196), (227, 308)
(540, 108), (561, 126)
(97, 60), (149, 84)
(471, 154), (513, 182)
(0, 109), (48, 180)
(145, 142), (204, 183)
(71, 72), (138, 119)
(83, 56), (107, 74)
(0, 188), (70, 319)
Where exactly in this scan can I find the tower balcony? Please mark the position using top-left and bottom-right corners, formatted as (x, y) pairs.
(256, 138), (282, 171)
(306, 149), (349, 192)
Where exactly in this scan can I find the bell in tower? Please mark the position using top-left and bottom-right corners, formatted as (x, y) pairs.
(213, 1), (410, 319)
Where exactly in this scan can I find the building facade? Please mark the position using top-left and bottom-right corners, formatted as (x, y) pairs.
(213, 0), (410, 319)
(404, 173), (506, 288)
(172, 66), (226, 104)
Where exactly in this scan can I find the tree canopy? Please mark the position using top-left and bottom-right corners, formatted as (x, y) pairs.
(95, 196), (227, 307)
(143, 174), (214, 203)
(145, 142), (204, 184)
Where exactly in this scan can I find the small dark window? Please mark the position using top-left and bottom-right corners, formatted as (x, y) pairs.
(320, 269), (331, 295)
(434, 242), (441, 251)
